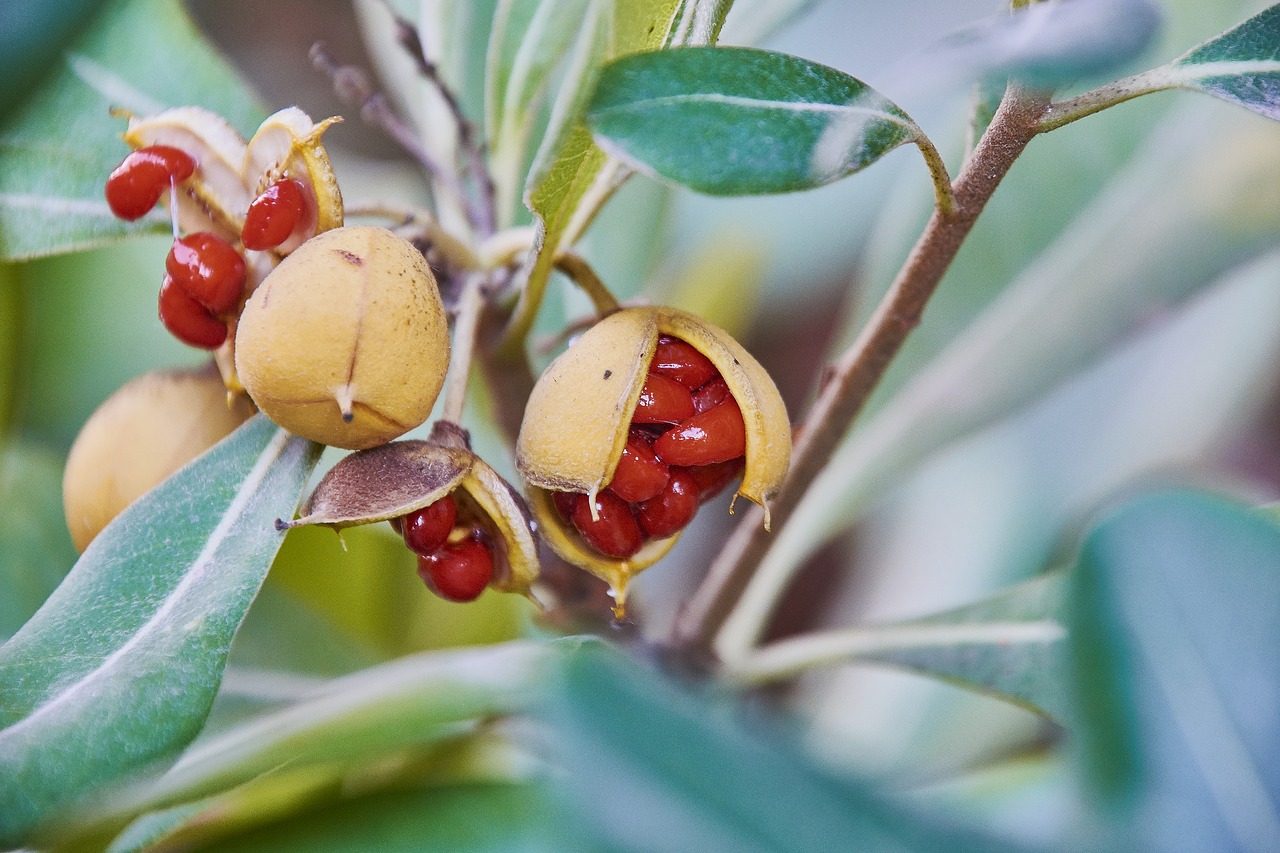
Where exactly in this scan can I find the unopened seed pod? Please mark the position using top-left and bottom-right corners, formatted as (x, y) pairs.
(235, 226), (449, 450)
(282, 430), (539, 598)
(63, 366), (255, 552)
(517, 306), (790, 609)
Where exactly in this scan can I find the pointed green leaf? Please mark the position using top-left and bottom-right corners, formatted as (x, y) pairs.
(586, 47), (921, 195)
(1070, 491), (1280, 849)
(58, 641), (562, 845)
(0, 0), (262, 261)
(0, 416), (319, 846)
(502, 0), (689, 353)
(1168, 4), (1280, 120)
(545, 646), (1022, 853)
(730, 573), (1069, 722)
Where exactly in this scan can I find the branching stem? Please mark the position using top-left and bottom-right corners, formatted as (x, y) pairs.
(672, 83), (1053, 659)
(440, 271), (489, 424)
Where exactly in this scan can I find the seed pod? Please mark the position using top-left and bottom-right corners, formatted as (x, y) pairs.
(63, 366), (255, 552)
(122, 106), (343, 247)
(281, 431), (539, 598)
(235, 226), (449, 450)
(516, 306), (791, 608)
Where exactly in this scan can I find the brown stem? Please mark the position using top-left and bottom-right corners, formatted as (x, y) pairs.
(671, 83), (1052, 657)
(309, 43), (480, 233)
(392, 15), (498, 237)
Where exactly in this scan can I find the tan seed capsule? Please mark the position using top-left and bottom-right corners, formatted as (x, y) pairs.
(63, 366), (255, 552)
(516, 306), (791, 610)
(235, 226), (450, 450)
(282, 430), (539, 598)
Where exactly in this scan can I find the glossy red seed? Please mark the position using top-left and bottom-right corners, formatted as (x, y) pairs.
(418, 537), (494, 602)
(402, 495), (458, 556)
(159, 275), (227, 349)
(570, 490), (644, 559)
(684, 457), (744, 502)
(653, 398), (747, 467)
(636, 468), (699, 539)
(553, 490), (580, 521)
(165, 233), (246, 314)
(651, 336), (718, 390)
(607, 430), (669, 503)
(632, 372), (695, 425)
(242, 179), (309, 250)
(691, 377), (731, 414)
(105, 146), (196, 220)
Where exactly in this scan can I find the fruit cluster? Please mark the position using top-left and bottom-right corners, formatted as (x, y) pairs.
(551, 335), (746, 559)
(390, 495), (496, 602)
(105, 144), (314, 350)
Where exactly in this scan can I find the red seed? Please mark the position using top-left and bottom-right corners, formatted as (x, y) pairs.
(651, 336), (717, 390)
(570, 490), (644, 559)
(691, 377), (731, 414)
(105, 145), (196, 221)
(684, 458), (744, 502)
(636, 468), (699, 539)
(402, 495), (458, 556)
(165, 233), (246, 314)
(552, 490), (580, 521)
(159, 275), (227, 349)
(632, 372), (695, 425)
(653, 398), (747, 467)
(607, 430), (669, 503)
(418, 537), (494, 602)
(242, 179), (309, 251)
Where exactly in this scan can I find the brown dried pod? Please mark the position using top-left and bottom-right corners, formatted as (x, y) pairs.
(282, 430), (538, 598)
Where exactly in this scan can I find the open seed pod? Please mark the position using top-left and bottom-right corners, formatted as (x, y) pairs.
(281, 430), (539, 599)
(123, 106), (345, 392)
(517, 306), (791, 611)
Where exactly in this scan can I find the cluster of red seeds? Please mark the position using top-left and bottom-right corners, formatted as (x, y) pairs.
(104, 145), (312, 349)
(390, 496), (497, 603)
(554, 336), (746, 559)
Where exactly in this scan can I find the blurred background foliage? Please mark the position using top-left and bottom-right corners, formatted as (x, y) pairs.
(3, 0), (1280, 849)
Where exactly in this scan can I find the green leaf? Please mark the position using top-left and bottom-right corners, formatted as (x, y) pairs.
(485, 0), (592, 224)
(729, 573), (1069, 723)
(0, 0), (106, 117)
(1070, 491), (1280, 849)
(0, 442), (78, 641)
(57, 640), (565, 845)
(502, 0), (689, 354)
(192, 784), (582, 853)
(1169, 3), (1280, 120)
(0, 416), (319, 846)
(0, 262), (20, 434)
(0, 0), (262, 261)
(545, 646), (1022, 853)
(587, 46), (921, 195)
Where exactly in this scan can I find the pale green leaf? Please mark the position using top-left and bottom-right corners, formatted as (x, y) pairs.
(0, 0), (262, 261)
(0, 417), (319, 846)
(729, 573), (1069, 722)
(546, 646), (1020, 852)
(1169, 3), (1280, 120)
(56, 640), (567, 845)
(1071, 492), (1280, 849)
(587, 46), (920, 195)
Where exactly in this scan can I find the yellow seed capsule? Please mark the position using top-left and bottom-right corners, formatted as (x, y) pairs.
(235, 226), (450, 450)
(63, 366), (255, 552)
(283, 431), (539, 598)
(516, 306), (791, 610)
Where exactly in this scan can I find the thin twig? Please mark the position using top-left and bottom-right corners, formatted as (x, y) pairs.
(309, 42), (478, 231)
(440, 270), (490, 425)
(671, 83), (1053, 660)
(392, 14), (498, 236)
